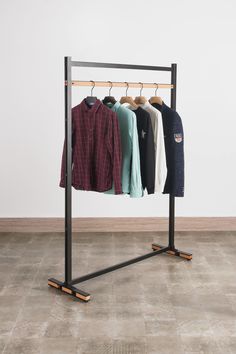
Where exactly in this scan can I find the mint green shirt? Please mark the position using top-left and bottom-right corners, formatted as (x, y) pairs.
(104, 102), (143, 198)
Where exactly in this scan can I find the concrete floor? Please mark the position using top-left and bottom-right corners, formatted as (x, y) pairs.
(0, 231), (236, 354)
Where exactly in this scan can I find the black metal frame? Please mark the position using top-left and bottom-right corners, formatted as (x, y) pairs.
(48, 57), (192, 302)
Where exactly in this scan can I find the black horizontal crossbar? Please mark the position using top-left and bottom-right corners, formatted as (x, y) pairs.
(70, 246), (169, 286)
(71, 61), (172, 72)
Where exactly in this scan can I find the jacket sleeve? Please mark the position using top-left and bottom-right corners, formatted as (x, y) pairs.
(173, 114), (184, 197)
(129, 113), (143, 198)
(59, 112), (75, 188)
(145, 115), (156, 194)
(110, 112), (123, 194)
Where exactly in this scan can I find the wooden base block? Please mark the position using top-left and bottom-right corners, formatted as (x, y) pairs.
(179, 252), (193, 260)
(152, 244), (192, 261)
(62, 286), (72, 294)
(75, 292), (90, 302)
(48, 280), (60, 288)
(48, 278), (90, 302)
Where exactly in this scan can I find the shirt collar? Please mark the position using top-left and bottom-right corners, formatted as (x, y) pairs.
(149, 101), (168, 112)
(81, 98), (102, 113)
(120, 102), (130, 108)
(120, 103), (140, 112)
(105, 101), (121, 112)
(122, 100), (154, 112)
(140, 101), (152, 109)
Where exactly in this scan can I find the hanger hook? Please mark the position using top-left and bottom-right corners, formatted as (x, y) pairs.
(90, 80), (95, 95)
(154, 83), (159, 96)
(108, 81), (113, 96)
(139, 82), (143, 96)
(124, 82), (129, 96)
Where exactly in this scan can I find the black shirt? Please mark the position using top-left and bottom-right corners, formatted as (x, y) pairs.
(131, 107), (155, 194)
(151, 102), (184, 197)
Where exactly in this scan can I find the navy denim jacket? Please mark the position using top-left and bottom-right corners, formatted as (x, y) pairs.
(151, 102), (184, 197)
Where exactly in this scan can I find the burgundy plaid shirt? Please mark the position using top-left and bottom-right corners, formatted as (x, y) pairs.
(60, 99), (122, 194)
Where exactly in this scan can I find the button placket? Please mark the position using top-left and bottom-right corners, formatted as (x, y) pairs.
(88, 111), (94, 141)
(88, 111), (95, 187)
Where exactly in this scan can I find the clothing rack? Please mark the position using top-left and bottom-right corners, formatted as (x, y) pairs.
(48, 57), (192, 302)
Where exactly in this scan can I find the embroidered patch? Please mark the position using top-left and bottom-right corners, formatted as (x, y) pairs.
(174, 133), (182, 143)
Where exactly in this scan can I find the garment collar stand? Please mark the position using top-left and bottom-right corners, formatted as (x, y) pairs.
(81, 98), (102, 113)
(150, 101), (167, 112)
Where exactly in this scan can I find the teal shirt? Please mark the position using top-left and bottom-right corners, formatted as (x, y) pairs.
(104, 102), (143, 198)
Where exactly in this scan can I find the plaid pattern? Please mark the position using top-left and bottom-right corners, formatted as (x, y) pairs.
(60, 99), (122, 194)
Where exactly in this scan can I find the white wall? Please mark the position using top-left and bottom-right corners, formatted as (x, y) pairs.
(0, 0), (236, 217)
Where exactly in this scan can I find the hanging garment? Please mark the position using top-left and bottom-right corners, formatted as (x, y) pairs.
(60, 99), (122, 194)
(139, 101), (167, 193)
(151, 102), (184, 197)
(103, 101), (143, 198)
(123, 104), (155, 194)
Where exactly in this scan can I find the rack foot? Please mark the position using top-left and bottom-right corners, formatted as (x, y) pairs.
(152, 244), (192, 260)
(48, 278), (90, 302)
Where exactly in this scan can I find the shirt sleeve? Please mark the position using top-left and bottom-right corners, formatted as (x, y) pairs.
(110, 112), (123, 194)
(145, 115), (156, 194)
(59, 112), (75, 188)
(129, 112), (143, 198)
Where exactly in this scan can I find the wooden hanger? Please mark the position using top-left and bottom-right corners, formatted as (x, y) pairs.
(149, 83), (163, 105)
(134, 82), (147, 105)
(120, 82), (138, 109)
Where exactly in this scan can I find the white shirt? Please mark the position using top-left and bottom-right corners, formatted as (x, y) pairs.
(140, 101), (167, 193)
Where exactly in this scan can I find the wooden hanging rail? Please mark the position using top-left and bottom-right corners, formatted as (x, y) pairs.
(65, 80), (174, 89)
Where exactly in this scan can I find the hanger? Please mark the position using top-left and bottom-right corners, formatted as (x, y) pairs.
(120, 82), (138, 109)
(103, 81), (117, 105)
(134, 82), (147, 105)
(85, 80), (97, 107)
(149, 83), (163, 105)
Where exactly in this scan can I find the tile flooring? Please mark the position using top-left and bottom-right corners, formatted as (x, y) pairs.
(0, 231), (236, 353)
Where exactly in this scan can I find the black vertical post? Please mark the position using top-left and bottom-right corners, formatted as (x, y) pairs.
(64, 57), (72, 284)
(168, 63), (177, 250)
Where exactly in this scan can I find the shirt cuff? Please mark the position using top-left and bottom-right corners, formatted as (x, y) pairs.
(115, 189), (123, 195)
(59, 180), (65, 188)
(114, 183), (123, 194)
(147, 187), (155, 194)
